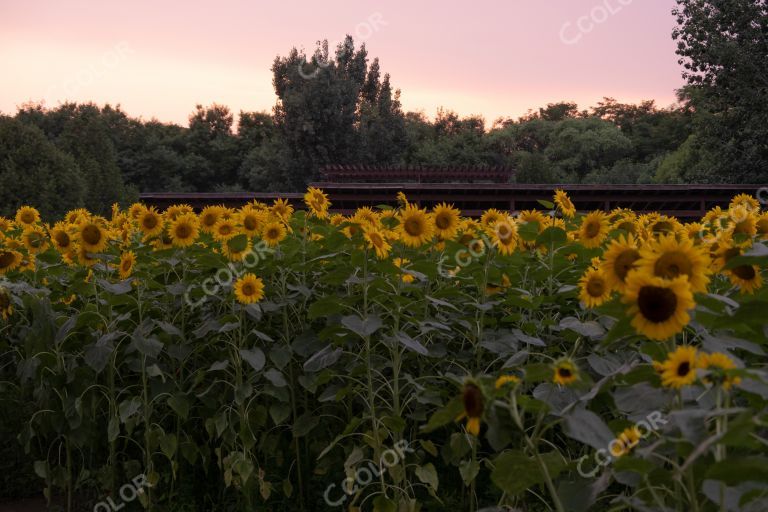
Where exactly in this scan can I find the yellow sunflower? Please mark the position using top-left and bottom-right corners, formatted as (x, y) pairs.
(222, 238), (252, 262)
(15, 206), (40, 227)
(432, 203), (461, 240)
(128, 203), (145, 220)
(262, 221), (287, 247)
(0, 249), (23, 275)
(623, 272), (695, 341)
(579, 267), (612, 307)
(199, 205), (224, 234)
(393, 257), (415, 283)
(637, 234), (711, 293)
(398, 204), (434, 248)
(169, 214), (199, 247)
(554, 189), (576, 218)
(119, 251), (136, 279)
(600, 234), (641, 292)
(238, 206), (265, 237)
(363, 228), (391, 259)
(22, 226), (49, 254)
(578, 211), (610, 248)
(138, 207), (165, 237)
(234, 273), (265, 304)
(658, 346), (698, 389)
(0, 286), (12, 321)
(728, 205), (757, 238)
(76, 220), (109, 253)
(212, 218), (238, 242)
(304, 187), (330, 218)
(495, 374), (520, 389)
(352, 207), (380, 228)
(0, 217), (14, 233)
(729, 193), (760, 213)
(697, 352), (741, 390)
(756, 213), (768, 240)
(726, 264), (763, 294)
(609, 426), (642, 458)
(518, 210), (548, 232)
(553, 358), (579, 386)
(164, 204), (194, 222)
(480, 208), (504, 230)
(491, 217), (518, 255)
(270, 198), (294, 220)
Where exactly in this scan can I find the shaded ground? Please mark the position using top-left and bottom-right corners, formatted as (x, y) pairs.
(0, 498), (48, 512)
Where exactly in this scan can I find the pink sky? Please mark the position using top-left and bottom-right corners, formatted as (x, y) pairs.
(0, 0), (684, 126)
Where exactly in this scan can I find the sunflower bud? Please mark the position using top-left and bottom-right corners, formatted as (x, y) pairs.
(462, 383), (484, 419)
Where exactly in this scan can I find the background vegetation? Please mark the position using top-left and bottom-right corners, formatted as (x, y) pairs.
(1, 0), (766, 220)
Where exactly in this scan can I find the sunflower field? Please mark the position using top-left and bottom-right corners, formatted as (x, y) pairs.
(1, 188), (768, 512)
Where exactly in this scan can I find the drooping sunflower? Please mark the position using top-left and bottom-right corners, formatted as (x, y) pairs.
(637, 234), (711, 294)
(458, 382), (484, 436)
(262, 221), (287, 247)
(212, 218), (238, 242)
(579, 267), (612, 307)
(352, 207), (380, 228)
(553, 358), (579, 386)
(169, 214), (200, 248)
(623, 272), (695, 341)
(15, 206), (40, 227)
(432, 203), (461, 240)
(578, 211), (610, 249)
(118, 251), (136, 280)
(199, 205), (224, 234)
(396, 191), (409, 208)
(658, 345), (698, 389)
(495, 374), (520, 390)
(22, 226), (49, 254)
(600, 234), (641, 292)
(76, 220), (109, 253)
(697, 352), (741, 390)
(0, 249), (23, 275)
(491, 217), (518, 256)
(0, 286), (12, 321)
(234, 273), (265, 304)
(398, 204), (434, 248)
(304, 187), (330, 218)
(363, 228), (391, 259)
(609, 426), (642, 458)
(553, 189), (576, 218)
(138, 207), (165, 237)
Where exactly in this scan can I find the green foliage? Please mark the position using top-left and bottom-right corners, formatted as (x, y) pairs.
(0, 116), (86, 219)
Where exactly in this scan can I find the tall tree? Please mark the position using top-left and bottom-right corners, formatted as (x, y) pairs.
(673, 0), (768, 182)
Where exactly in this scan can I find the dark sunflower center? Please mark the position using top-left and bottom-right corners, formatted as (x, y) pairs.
(732, 265), (756, 280)
(435, 214), (452, 230)
(652, 221), (674, 234)
(558, 367), (572, 378)
(0, 252), (14, 269)
(203, 214), (218, 227)
(243, 216), (257, 230)
(143, 215), (158, 229)
(638, 285), (678, 323)
(617, 221), (635, 233)
(654, 251), (691, 280)
(370, 233), (383, 247)
(585, 221), (601, 238)
(587, 278), (605, 297)
(20, 212), (35, 224)
(404, 218), (423, 236)
(54, 232), (71, 247)
(615, 250), (640, 280)
(176, 224), (192, 238)
(242, 283), (254, 295)
(462, 384), (484, 418)
(676, 361), (691, 377)
(267, 228), (279, 239)
(82, 225), (102, 245)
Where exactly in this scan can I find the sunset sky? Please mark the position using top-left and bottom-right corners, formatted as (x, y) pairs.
(0, 0), (684, 127)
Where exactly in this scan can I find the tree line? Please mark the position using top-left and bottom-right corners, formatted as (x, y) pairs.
(1, 0), (765, 219)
